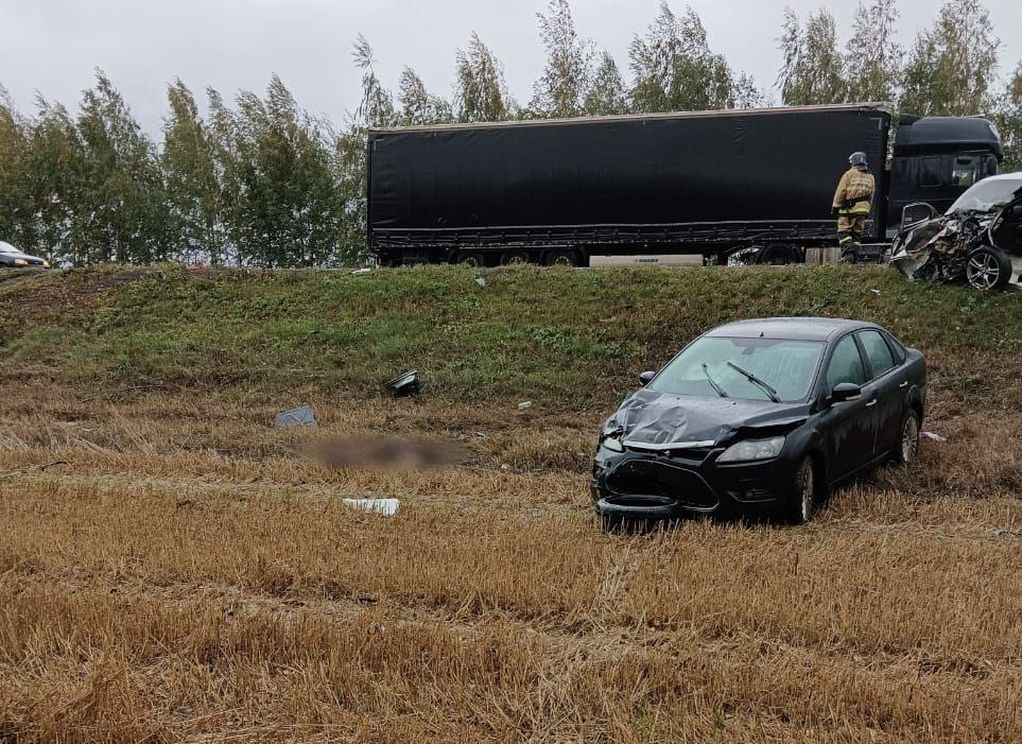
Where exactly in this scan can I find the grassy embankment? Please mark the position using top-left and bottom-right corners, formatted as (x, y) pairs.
(1, 265), (1020, 742)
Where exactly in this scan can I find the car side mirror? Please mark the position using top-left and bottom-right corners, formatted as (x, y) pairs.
(638, 371), (656, 386)
(901, 202), (936, 232)
(831, 382), (862, 404)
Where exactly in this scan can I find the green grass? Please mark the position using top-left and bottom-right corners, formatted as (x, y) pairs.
(2, 264), (1020, 409)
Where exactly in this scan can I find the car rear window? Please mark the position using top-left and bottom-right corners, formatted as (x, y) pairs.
(858, 330), (896, 378)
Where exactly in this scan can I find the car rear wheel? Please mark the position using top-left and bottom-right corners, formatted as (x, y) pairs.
(893, 410), (920, 466)
(783, 456), (817, 525)
(965, 246), (1012, 291)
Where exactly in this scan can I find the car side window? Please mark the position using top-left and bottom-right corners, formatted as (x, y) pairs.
(826, 335), (866, 392)
(858, 330), (896, 379)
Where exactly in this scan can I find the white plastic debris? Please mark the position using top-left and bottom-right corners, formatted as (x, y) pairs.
(475, 276), (487, 287)
(274, 405), (319, 428)
(921, 431), (947, 442)
(351, 267), (372, 275)
(870, 288), (881, 295)
(342, 498), (400, 516)
(518, 401), (532, 411)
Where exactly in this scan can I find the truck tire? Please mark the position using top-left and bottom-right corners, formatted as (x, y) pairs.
(756, 244), (798, 265)
(455, 252), (485, 267)
(965, 246), (1012, 291)
(500, 250), (532, 265)
(544, 249), (578, 267)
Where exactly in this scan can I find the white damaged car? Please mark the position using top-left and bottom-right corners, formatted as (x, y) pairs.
(890, 173), (1022, 291)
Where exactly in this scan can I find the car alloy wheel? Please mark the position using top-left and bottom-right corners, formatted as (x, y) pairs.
(965, 246), (1012, 291)
(784, 456), (816, 525)
(899, 412), (920, 465)
(798, 458), (815, 524)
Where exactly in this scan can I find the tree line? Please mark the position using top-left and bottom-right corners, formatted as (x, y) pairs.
(1, 0), (1020, 267)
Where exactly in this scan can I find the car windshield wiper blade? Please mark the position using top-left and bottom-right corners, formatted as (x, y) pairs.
(701, 363), (729, 399)
(726, 361), (780, 403)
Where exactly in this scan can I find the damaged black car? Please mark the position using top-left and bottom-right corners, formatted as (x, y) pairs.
(592, 318), (926, 527)
(890, 173), (1022, 291)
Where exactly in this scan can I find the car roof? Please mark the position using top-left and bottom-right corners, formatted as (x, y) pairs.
(705, 317), (881, 342)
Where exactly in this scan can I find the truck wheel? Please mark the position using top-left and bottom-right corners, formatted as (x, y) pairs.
(756, 244), (797, 265)
(965, 246), (1012, 291)
(500, 251), (531, 265)
(544, 250), (578, 267)
(455, 252), (485, 267)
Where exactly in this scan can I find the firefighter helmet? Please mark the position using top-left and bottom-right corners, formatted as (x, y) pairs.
(849, 151), (868, 168)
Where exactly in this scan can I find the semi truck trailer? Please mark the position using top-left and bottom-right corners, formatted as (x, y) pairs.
(367, 103), (1002, 267)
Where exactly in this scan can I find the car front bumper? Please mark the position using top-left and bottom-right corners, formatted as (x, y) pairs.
(591, 447), (799, 520)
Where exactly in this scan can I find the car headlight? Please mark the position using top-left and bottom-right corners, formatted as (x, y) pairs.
(14, 258), (28, 266)
(600, 423), (624, 452)
(716, 436), (785, 463)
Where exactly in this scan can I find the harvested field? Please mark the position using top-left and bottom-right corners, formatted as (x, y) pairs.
(1, 265), (1020, 742)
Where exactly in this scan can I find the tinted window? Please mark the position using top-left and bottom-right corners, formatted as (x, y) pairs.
(920, 156), (944, 187)
(859, 330), (896, 378)
(649, 336), (825, 403)
(826, 335), (866, 391)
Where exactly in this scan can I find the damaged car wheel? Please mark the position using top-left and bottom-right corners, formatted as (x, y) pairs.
(783, 456), (818, 525)
(894, 410), (920, 466)
(965, 246), (1012, 291)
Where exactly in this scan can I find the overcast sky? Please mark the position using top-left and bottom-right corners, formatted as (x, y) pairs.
(2, 0), (1020, 134)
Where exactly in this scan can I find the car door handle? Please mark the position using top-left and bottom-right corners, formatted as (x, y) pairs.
(865, 399), (878, 407)
(899, 381), (909, 389)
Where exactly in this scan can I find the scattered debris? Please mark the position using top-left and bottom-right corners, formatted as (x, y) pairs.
(386, 369), (420, 397)
(922, 431), (947, 442)
(870, 288), (881, 295)
(274, 405), (318, 428)
(598, 317), (616, 324)
(990, 528), (1008, 538)
(351, 267), (372, 275)
(342, 498), (400, 516)
(475, 276), (487, 287)
(518, 401), (532, 411)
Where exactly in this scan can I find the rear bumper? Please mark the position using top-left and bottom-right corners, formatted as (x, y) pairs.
(591, 449), (799, 520)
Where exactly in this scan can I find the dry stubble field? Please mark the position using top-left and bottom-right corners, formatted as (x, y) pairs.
(0, 265), (1021, 742)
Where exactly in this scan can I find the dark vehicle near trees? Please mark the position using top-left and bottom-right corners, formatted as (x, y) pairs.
(367, 104), (1001, 267)
(890, 173), (1022, 291)
(591, 318), (926, 527)
(0, 241), (50, 269)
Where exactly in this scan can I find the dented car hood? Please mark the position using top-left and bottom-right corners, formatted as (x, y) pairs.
(607, 388), (810, 450)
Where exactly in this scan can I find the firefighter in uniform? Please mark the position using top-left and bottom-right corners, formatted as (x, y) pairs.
(832, 151), (875, 262)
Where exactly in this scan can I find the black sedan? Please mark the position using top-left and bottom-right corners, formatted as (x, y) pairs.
(592, 318), (926, 527)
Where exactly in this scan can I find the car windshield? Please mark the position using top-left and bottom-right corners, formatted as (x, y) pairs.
(0, 241), (20, 254)
(948, 179), (1022, 213)
(648, 336), (825, 403)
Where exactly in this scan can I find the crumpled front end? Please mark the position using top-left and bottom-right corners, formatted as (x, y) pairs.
(591, 389), (808, 520)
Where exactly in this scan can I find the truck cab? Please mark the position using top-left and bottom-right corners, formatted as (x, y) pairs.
(887, 116), (1002, 235)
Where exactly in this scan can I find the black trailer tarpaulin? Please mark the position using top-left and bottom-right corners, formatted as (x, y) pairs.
(368, 104), (892, 253)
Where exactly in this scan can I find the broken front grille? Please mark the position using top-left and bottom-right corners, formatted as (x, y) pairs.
(606, 460), (718, 510)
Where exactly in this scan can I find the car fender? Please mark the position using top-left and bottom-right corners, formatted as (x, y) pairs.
(778, 421), (830, 490)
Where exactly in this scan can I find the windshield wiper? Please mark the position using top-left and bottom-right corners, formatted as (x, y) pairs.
(701, 363), (729, 399)
(726, 361), (780, 403)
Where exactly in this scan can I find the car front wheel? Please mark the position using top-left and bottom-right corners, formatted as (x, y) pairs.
(783, 456), (818, 525)
(965, 246), (1012, 291)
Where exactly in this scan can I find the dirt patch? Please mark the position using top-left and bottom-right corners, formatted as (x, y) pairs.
(0, 267), (148, 331)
